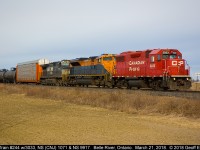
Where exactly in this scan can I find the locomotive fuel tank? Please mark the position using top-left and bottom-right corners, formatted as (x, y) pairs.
(128, 80), (148, 88)
(76, 79), (92, 85)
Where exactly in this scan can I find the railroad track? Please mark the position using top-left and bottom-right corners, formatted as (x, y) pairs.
(32, 84), (200, 100)
(2, 83), (200, 100)
(143, 90), (200, 100)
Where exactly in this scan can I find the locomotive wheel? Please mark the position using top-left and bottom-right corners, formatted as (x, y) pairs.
(124, 82), (130, 89)
(163, 87), (169, 91)
(127, 86), (131, 89)
(116, 81), (123, 89)
(152, 81), (162, 90)
(55, 81), (59, 86)
(105, 83), (114, 89)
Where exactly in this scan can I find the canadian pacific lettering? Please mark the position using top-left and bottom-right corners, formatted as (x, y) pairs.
(129, 61), (145, 65)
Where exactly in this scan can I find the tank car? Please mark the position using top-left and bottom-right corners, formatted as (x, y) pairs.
(113, 49), (191, 90)
(0, 69), (7, 83)
(3, 68), (16, 83)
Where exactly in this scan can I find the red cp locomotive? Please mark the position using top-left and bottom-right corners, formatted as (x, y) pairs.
(113, 49), (191, 90)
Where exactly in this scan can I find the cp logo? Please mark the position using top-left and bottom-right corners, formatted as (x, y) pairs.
(172, 61), (184, 66)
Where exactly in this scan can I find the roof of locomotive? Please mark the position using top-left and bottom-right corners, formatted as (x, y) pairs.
(118, 49), (181, 56)
(149, 49), (160, 54)
(120, 51), (141, 54)
(150, 48), (180, 55)
(70, 57), (88, 62)
(95, 54), (116, 60)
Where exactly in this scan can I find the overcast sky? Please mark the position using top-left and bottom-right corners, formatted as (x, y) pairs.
(0, 0), (199, 79)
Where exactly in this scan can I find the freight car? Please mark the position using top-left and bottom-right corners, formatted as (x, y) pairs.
(0, 69), (7, 82)
(113, 49), (191, 90)
(4, 68), (16, 83)
(16, 59), (50, 83)
(0, 68), (16, 83)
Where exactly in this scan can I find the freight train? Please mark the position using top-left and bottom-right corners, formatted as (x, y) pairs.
(0, 48), (191, 90)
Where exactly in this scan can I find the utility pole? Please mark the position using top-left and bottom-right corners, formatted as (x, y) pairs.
(195, 73), (200, 91)
(195, 73), (200, 82)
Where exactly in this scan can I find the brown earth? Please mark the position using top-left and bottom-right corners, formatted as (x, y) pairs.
(0, 92), (200, 145)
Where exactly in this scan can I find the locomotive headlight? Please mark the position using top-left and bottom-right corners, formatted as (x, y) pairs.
(186, 78), (189, 81)
(173, 78), (176, 81)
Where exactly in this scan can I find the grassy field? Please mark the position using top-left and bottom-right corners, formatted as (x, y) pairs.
(0, 84), (200, 118)
(0, 84), (200, 144)
(0, 92), (200, 144)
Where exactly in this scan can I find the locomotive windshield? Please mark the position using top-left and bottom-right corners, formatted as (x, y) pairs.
(103, 57), (112, 61)
(162, 54), (177, 59)
(61, 60), (69, 66)
(162, 51), (180, 59)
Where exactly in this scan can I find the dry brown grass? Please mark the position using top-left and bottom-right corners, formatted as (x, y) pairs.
(191, 82), (200, 91)
(1, 83), (200, 118)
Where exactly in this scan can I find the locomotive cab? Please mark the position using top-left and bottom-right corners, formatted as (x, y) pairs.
(161, 50), (189, 76)
(61, 60), (70, 83)
(148, 49), (187, 75)
(149, 49), (191, 90)
(95, 54), (116, 75)
(41, 60), (70, 85)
